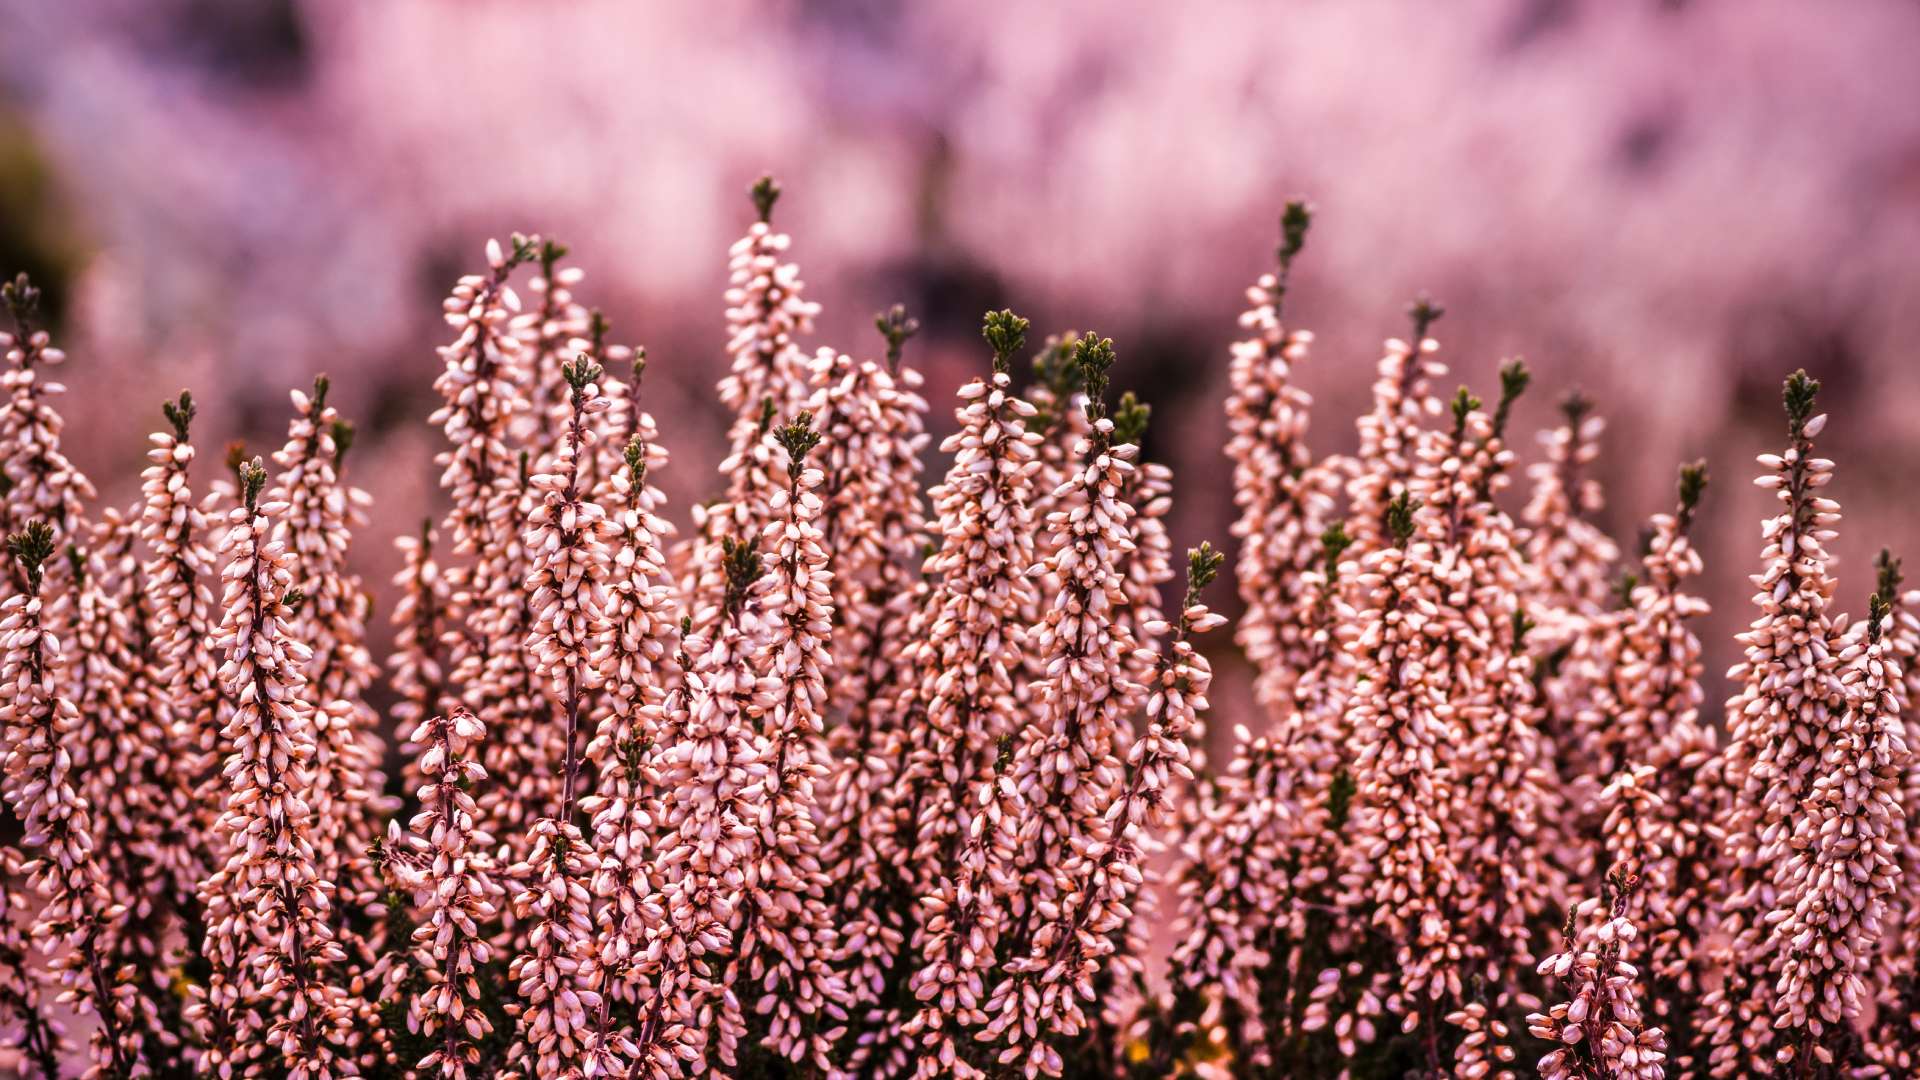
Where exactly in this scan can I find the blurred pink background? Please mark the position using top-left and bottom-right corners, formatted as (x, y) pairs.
(5, 0), (1920, 717)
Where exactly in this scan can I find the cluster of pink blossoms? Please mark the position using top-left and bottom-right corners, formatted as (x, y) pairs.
(0, 194), (1914, 1080)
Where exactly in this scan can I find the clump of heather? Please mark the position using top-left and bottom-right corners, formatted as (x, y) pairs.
(0, 180), (1914, 1080)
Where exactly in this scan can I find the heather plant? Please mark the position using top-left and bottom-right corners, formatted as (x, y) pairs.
(0, 182), (1912, 1080)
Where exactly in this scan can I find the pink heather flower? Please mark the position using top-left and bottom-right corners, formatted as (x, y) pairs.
(0, 522), (142, 1077)
(508, 241), (595, 466)
(522, 356), (616, 818)
(401, 707), (503, 1079)
(984, 335), (1141, 1076)
(1765, 597), (1907, 1072)
(500, 817), (622, 1079)
(430, 236), (559, 862)
(893, 313), (1042, 1075)
(640, 598), (769, 1075)
(682, 178), (821, 632)
(1224, 257), (1337, 717)
(1336, 490), (1472, 1060)
(0, 843), (65, 1077)
(0, 287), (96, 611)
(138, 393), (230, 901)
(1528, 875), (1668, 1080)
(391, 521), (454, 797)
(193, 460), (359, 1076)
(66, 511), (181, 1056)
(1701, 372), (1845, 1078)
(996, 547), (1225, 1079)
(580, 430), (678, 1008)
(724, 414), (846, 1071)
(1344, 301), (1444, 556)
(269, 377), (392, 1037)
(803, 333), (933, 1067)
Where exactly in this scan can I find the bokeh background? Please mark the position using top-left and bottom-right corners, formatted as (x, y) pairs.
(5, 0), (1920, 725)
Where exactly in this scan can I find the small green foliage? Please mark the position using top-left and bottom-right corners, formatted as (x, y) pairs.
(310, 374), (330, 412)
(624, 436), (648, 487)
(721, 535), (764, 612)
(516, 449), (531, 490)
(562, 354), (602, 392)
(418, 517), (434, 554)
(1783, 368), (1820, 438)
(1560, 388), (1593, 427)
(982, 309), (1029, 375)
(282, 589), (306, 616)
(1112, 391), (1151, 448)
(502, 232), (540, 271)
(1024, 332), (1085, 435)
(774, 412), (821, 478)
(1514, 609), (1538, 642)
(1407, 293), (1444, 343)
(1870, 592), (1891, 643)
(588, 309), (610, 355)
(1677, 459), (1708, 529)
(751, 175), (781, 223)
(995, 734), (1015, 771)
(2, 272), (41, 326)
(756, 395), (777, 436)
(875, 303), (920, 372)
(1449, 385), (1481, 441)
(1187, 542), (1224, 594)
(162, 390), (196, 440)
(538, 237), (570, 277)
(632, 348), (647, 388)
(679, 614), (693, 638)
(331, 419), (356, 467)
(1492, 360), (1530, 439)
(1614, 571), (1639, 610)
(64, 544), (84, 588)
(1876, 549), (1904, 606)
(238, 456), (268, 511)
(1278, 200), (1313, 275)
(1325, 768), (1357, 831)
(1320, 521), (1355, 576)
(8, 520), (55, 589)
(1073, 333), (1117, 425)
(1385, 492), (1419, 547)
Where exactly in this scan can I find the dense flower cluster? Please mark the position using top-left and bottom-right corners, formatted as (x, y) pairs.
(0, 190), (1912, 1080)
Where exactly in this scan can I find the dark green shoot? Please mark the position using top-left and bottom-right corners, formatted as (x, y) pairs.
(1875, 549), (1903, 606)
(1450, 386), (1481, 442)
(983, 309), (1029, 375)
(1407, 294), (1444, 344)
(2, 272), (41, 326)
(751, 175), (781, 224)
(1112, 391), (1151, 448)
(624, 436), (648, 487)
(775, 412), (821, 479)
(8, 521), (55, 590)
(1869, 592), (1890, 643)
(721, 536), (764, 614)
(163, 390), (196, 441)
(1073, 333), (1117, 427)
(1783, 369), (1820, 439)
(1492, 360), (1530, 440)
(1677, 460), (1708, 531)
(1320, 521), (1354, 575)
(875, 304), (920, 372)
(562, 355), (602, 392)
(1385, 492), (1419, 547)
(239, 457), (268, 512)
(1272, 199), (1313, 316)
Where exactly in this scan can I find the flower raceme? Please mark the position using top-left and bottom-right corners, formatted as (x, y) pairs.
(0, 191), (1910, 1080)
